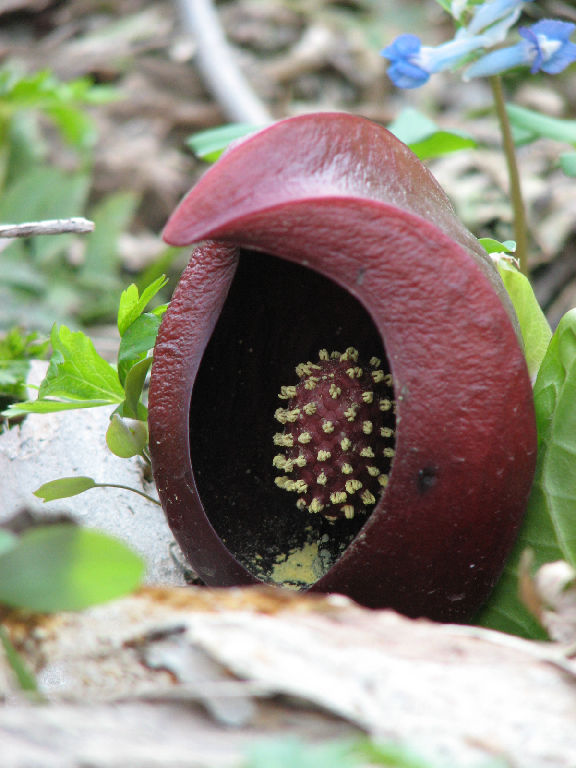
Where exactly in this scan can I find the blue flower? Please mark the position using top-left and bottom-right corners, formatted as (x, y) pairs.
(465, 19), (576, 78)
(465, 0), (536, 38)
(382, 33), (487, 89)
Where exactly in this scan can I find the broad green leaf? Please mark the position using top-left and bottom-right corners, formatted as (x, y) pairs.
(38, 325), (124, 404)
(121, 355), (153, 419)
(34, 476), (96, 502)
(117, 275), (168, 336)
(477, 309), (576, 637)
(560, 151), (576, 177)
(0, 625), (39, 693)
(187, 123), (264, 162)
(409, 131), (476, 160)
(2, 399), (116, 417)
(117, 312), (161, 385)
(478, 238), (516, 254)
(0, 530), (18, 556)
(495, 256), (552, 380)
(106, 414), (148, 458)
(0, 525), (145, 612)
(507, 104), (576, 146)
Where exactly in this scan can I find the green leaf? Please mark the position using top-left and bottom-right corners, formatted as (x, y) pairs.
(506, 104), (576, 146)
(477, 309), (576, 637)
(478, 238), (516, 254)
(560, 151), (576, 177)
(34, 476), (96, 502)
(245, 739), (358, 768)
(38, 325), (124, 404)
(187, 123), (265, 162)
(106, 414), (148, 458)
(0, 530), (18, 556)
(117, 275), (168, 336)
(121, 355), (153, 419)
(409, 131), (477, 160)
(117, 312), (161, 385)
(2, 399), (116, 417)
(388, 108), (476, 160)
(0, 625), (39, 694)
(495, 256), (552, 380)
(0, 525), (145, 612)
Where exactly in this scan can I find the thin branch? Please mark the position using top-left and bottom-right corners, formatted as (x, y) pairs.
(0, 217), (95, 239)
(175, 0), (272, 124)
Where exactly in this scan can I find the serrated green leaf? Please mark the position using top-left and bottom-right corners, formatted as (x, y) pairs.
(39, 325), (124, 404)
(477, 310), (576, 638)
(187, 123), (264, 162)
(495, 256), (552, 380)
(0, 525), (145, 612)
(34, 476), (96, 502)
(117, 275), (168, 336)
(106, 414), (148, 458)
(117, 313), (161, 385)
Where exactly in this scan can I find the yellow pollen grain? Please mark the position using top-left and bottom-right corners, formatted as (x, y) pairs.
(361, 489), (376, 505)
(273, 454), (287, 469)
(296, 498), (307, 509)
(367, 466), (380, 477)
(330, 351), (341, 359)
(340, 437), (352, 451)
(298, 432), (312, 444)
(329, 383), (341, 399)
(372, 370), (386, 383)
(278, 385), (297, 400)
(283, 460), (294, 473)
(295, 363), (311, 378)
(275, 476), (290, 489)
(344, 405), (358, 421)
(383, 447), (396, 458)
(380, 426), (394, 438)
(345, 478), (363, 494)
(383, 373), (394, 387)
(285, 408), (300, 422)
(360, 446), (374, 458)
(317, 450), (331, 461)
(322, 420), (334, 434)
(318, 349), (329, 361)
(362, 391), (373, 404)
(378, 474), (389, 488)
(379, 398), (392, 411)
(330, 491), (347, 504)
(274, 408), (288, 424)
(342, 505), (355, 519)
(294, 454), (307, 467)
(308, 498), (324, 514)
(317, 471), (328, 486)
(370, 356), (381, 368)
(341, 463), (353, 475)
(303, 402), (317, 415)
(274, 433), (293, 447)
(293, 479), (308, 494)
(304, 378), (317, 390)
(362, 420), (373, 435)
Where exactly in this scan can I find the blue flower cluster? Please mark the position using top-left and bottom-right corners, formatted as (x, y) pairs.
(381, 0), (576, 88)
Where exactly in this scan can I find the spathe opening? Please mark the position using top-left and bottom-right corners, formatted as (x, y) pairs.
(189, 249), (395, 587)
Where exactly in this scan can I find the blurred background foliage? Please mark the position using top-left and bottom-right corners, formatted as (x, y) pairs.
(0, 0), (574, 345)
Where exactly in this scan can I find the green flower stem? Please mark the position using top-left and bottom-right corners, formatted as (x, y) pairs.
(490, 75), (529, 275)
(93, 483), (161, 506)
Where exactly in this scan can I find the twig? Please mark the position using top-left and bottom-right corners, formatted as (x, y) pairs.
(0, 217), (95, 239)
(175, 0), (272, 124)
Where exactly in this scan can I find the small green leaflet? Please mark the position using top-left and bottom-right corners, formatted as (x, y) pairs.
(0, 524), (145, 612)
(106, 414), (148, 458)
(117, 312), (162, 385)
(494, 255), (552, 381)
(476, 310), (576, 638)
(34, 476), (96, 502)
(478, 238), (516, 254)
(117, 275), (168, 336)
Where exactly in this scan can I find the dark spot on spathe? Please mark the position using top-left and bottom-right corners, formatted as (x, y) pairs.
(417, 465), (438, 493)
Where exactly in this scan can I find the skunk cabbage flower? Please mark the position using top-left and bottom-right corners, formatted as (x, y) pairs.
(149, 113), (537, 622)
(465, 19), (576, 78)
(381, 33), (487, 88)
